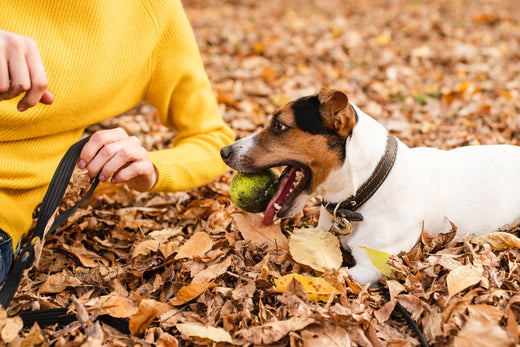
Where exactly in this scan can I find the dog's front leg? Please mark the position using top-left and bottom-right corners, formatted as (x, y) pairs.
(344, 252), (384, 285)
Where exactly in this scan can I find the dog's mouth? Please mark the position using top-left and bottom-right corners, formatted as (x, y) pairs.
(263, 165), (311, 226)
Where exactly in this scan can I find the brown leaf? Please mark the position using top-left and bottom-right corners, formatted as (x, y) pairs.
(59, 242), (108, 268)
(170, 282), (215, 306)
(174, 231), (214, 260)
(84, 295), (138, 318)
(453, 320), (514, 347)
(472, 232), (520, 251)
(447, 265), (484, 300)
(301, 323), (351, 347)
(129, 299), (175, 336)
(232, 213), (289, 250)
(468, 304), (505, 324)
(236, 317), (314, 345)
(191, 256), (233, 284)
(0, 315), (23, 343)
(38, 271), (82, 294)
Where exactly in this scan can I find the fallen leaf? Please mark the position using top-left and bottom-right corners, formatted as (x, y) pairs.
(59, 242), (107, 268)
(132, 239), (161, 258)
(447, 265), (484, 300)
(301, 323), (351, 347)
(472, 232), (520, 250)
(38, 271), (83, 294)
(170, 282), (215, 306)
(359, 246), (393, 277)
(232, 213), (289, 250)
(453, 320), (514, 347)
(0, 315), (23, 343)
(191, 256), (233, 284)
(129, 299), (175, 336)
(174, 231), (214, 260)
(84, 295), (138, 318)
(377, 31), (391, 45)
(176, 322), (233, 344)
(274, 273), (341, 302)
(289, 227), (342, 271)
(236, 317), (314, 345)
(468, 304), (505, 324)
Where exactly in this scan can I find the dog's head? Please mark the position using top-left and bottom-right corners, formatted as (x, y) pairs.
(221, 88), (357, 225)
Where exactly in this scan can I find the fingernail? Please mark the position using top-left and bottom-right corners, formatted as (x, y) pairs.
(111, 177), (117, 184)
(18, 105), (26, 112)
(78, 160), (86, 169)
(99, 173), (106, 181)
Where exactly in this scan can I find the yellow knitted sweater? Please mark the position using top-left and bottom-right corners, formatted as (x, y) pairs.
(0, 0), (234, 249)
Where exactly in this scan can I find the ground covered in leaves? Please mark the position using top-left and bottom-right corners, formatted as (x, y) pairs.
(3, 0), (520, 345)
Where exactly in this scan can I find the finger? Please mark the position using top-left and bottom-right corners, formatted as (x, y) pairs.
(18, 38), (50, 111)
(40, 89), (54, 104)
(113, 161), (157, 192)
(97, 138), (146, 181)
(79, 128), (129, 169)
(5, 37), (31, 101)
(0, 44), (9, 97)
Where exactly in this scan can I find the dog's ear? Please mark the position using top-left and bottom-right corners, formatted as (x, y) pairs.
(318, 88), (356, 136)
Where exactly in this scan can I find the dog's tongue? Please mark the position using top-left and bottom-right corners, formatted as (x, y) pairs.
(263, 167), (299, 225)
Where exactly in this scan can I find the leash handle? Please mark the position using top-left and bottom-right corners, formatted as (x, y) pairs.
(0, 136), (99, 309)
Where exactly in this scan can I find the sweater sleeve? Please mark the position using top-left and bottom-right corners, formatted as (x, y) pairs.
(143, 0), (234, 192)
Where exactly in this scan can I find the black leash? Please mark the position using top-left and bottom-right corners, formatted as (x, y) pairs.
(381, 291), (429, 347)
(0, 136), (129, 334)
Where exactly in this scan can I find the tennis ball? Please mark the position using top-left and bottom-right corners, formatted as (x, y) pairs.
(230, 169), (279, 213)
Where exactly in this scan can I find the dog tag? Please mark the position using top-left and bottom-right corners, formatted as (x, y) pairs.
(329, 217), (352, 235)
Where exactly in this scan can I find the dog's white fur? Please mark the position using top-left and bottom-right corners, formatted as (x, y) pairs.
(318, 103), (520, 284)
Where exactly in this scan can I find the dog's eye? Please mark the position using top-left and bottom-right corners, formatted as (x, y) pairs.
(271, 119), (289, 134)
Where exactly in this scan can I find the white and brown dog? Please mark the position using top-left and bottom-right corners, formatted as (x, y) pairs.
(220, 87), (520, 284)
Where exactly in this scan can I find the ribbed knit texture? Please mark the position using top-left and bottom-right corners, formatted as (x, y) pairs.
(0, 0), (234, 249)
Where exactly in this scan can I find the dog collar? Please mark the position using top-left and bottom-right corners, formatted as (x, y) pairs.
(323, 134), (398, 234)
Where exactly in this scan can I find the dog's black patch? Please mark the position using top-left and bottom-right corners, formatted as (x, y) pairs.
(291, 96), (347, 161)
(291, 96), (326, 135)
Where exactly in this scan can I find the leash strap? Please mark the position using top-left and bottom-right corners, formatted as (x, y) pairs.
(323, 134), (398, 222)
(0, 136), (99, 309)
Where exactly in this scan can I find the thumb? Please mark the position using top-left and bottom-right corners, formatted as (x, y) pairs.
(40, 89), (55, 105)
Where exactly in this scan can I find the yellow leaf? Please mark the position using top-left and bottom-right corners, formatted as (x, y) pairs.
(447, 265), (483, 300)
(472, 232), (520, 251)
(359, 246), (393, 277)
(289, 227), (342, 272)
(273, 274), (340, 302)
(458, 81), (472, 94)
(376, 32), (391, 45)
(253, 43), (265, 54)
(176, 322), (233, 344)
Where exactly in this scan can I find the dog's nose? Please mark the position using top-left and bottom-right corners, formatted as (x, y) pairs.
(220, 145), (233, 161)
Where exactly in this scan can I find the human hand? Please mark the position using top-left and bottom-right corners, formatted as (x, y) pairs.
(0, 30), (54, 111)
(79, 128), (158, 192)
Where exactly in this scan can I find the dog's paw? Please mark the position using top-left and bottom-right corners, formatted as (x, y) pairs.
(347, 264), (383, 285)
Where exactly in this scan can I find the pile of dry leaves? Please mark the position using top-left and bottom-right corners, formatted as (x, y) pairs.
(2, 0), (520, 345)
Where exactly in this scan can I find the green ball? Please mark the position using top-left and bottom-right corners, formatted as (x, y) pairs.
(230, 169), (279, 213)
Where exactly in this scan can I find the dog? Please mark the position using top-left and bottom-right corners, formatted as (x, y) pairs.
(220, 87), (520, 284)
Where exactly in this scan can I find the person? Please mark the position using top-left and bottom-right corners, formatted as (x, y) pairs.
(0, 0), (234, 285)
